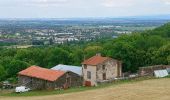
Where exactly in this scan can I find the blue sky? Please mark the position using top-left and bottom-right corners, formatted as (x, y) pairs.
(0, 0), (170, 18)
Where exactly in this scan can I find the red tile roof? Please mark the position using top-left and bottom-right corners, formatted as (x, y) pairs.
(82, 55), (112, 66)
(18, 66), (66, 82)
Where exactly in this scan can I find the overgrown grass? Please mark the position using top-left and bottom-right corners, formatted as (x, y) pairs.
(0, 76), (156, 97)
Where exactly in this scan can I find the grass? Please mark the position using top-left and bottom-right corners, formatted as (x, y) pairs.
(0, 76), (156, 97)
(165, 74), (170, 78)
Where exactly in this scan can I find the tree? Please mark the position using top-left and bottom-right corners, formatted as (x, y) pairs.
(153, 43), (170, 65)
(45, 47), (71, 68)
(0, 65), (6, 81)
(7, 60), (30, 77)
(71, 49), (84, 66)
(84, 46), (103, 59)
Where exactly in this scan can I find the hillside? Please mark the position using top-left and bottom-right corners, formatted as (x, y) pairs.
(0, 23), (170, 82)
(149, 22), (170, 37)
(1, 78), (170, 100)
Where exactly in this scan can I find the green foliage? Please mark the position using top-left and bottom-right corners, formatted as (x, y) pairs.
(7, 60), (30, 78)
(150, 23), (170, 37)
(0, 65), (7, 81)
(70, 49), (84, 66)
(44, 47), (71, 68)
(0, 42), (16, 46)
(84, 46), (103, 58)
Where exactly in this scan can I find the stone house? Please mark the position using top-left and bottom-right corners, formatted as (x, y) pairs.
(82, 54), (122, 86)
(18, 66), (82, 90)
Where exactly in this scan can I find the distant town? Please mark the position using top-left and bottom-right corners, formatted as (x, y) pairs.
(0, 18), (168, 46)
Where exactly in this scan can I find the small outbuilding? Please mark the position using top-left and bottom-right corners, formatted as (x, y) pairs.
(18, 66), (82, 90)
(154, 70), (169, 78)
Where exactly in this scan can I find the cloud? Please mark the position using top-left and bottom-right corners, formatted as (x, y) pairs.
(101, 0), (136, 8)
(0, 0), (170, 18)
(101, 0), (170, 8)
(31, 0), (68, 4)
(26, 0), (69, 7)
(0, 0), (70, 7)
(3, 0), (170, 8)
(163, 0), (170, 5)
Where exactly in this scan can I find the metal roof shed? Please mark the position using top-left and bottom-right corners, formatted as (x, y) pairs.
(166, 68), (170, 74)
(154, 70), (168, 78)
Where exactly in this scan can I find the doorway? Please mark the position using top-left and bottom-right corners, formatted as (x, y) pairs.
(103, 73), (106, 80)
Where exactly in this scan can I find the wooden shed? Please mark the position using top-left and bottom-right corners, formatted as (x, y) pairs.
(18, 66), (82, 90)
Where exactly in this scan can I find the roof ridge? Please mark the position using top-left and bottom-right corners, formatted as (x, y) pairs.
(82, 55), (112, 66)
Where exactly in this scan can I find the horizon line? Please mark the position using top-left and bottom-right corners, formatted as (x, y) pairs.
(0, 14), (170, 20)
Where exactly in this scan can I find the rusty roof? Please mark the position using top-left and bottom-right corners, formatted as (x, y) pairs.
(18, 66), (66, 82)
(82, 55), (112, 66)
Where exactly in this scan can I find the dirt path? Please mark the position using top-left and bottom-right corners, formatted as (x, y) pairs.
(1, 78), (170, 100)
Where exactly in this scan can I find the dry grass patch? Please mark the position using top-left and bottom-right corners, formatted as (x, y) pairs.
(1, 78), (170, 100)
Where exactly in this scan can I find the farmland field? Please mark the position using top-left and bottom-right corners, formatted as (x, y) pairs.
(0, 78), (170, 100)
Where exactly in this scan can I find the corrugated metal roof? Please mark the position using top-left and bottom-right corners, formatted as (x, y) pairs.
(166, 68), (170, 74)
(51, 64), (82, 76)
(154, 70), (168, 78)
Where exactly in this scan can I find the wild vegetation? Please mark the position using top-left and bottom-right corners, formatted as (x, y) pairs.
(0, 23), (170, 82)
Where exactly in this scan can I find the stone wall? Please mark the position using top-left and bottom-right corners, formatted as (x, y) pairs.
(55, 71), (82, 88)
(82, 65), (97, 86)
(96, 59), (122, 82)
(18, 72), (82, 90)
(18, 75), (54, 90)
(138, 65), (170, 76)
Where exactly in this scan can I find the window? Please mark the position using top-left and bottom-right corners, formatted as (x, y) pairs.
(87, 71), (91, 79)
(103, 73), (106, 80)
(102, 65), (105, 70)
(84, 64), (87, 69)
(97, 66), (99, 71)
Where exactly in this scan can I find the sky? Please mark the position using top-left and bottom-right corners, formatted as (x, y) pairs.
(0, 0), (170, 18)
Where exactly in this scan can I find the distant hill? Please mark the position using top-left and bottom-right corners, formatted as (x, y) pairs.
(126, 14), (170, 20)
(148, 22), (170, 37)
(1, 14), (170, 21)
